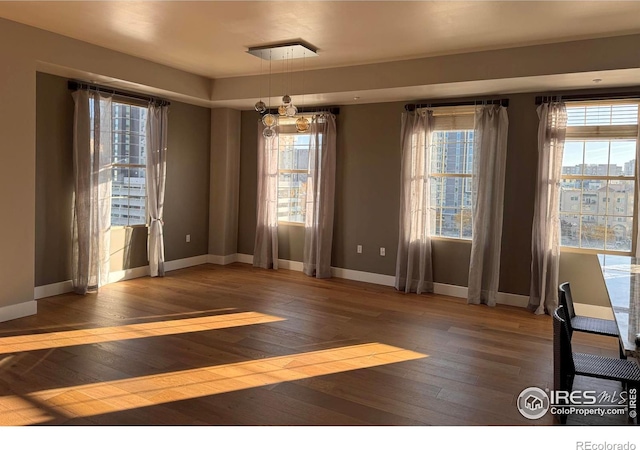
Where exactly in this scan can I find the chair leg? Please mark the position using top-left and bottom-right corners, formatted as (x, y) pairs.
(619, 341), (627, 359)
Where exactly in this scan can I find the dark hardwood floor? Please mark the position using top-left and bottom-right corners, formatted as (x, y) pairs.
(0, 263), (631, 426)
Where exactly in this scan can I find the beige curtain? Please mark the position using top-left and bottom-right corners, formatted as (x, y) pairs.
(468, 105), (509, 306)
(253, 121), (279, 269)
(71, 90), (113, 294)
(529, 102), (567, 315)
(303, 113), (337, 278)
(146, 103), (168, 277)
(395, 109), (434, 294)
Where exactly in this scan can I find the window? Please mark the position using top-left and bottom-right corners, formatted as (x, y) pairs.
(428, 106), (475, 239)
(111, 102), (148, 226)
(276, 117), (311, 224)
(560, 102), (639, 253)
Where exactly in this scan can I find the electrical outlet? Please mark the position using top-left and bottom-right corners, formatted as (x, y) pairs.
(380, 247), (385, 256)
(357, 245), (363, 254)
(186, 234), (191, 243)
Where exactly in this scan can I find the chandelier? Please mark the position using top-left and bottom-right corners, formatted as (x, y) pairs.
(248, 41), (318, 138)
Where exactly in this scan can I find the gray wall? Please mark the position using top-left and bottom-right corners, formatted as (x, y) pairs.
(35, 72), (74, 286)
(35, 72), (210, 286)
(237, 88), (640, 300)
(237, 98), (538, 295)
(163, 101), (211, 262)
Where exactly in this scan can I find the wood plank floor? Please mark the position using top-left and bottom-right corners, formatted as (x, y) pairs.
(0, 263), (631, 426)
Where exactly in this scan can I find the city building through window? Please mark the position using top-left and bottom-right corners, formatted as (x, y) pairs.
(560, 102), (639, 254)
(428, 106), (475, 239)
(111, 102), (148, 227)
(277, 117), (312, 224)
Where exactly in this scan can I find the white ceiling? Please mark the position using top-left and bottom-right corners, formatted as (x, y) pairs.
(1, 1), (640, 79)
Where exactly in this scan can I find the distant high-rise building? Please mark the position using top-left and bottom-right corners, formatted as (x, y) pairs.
(110, 103), (147, 226)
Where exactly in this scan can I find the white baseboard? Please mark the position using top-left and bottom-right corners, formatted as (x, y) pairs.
(165, 255), (209, 271)
(0, 300), (37, 323)
(278, 259), (304, 271)
(207, 254), (238, 265)
(34, 280), (73, 300)
(232, 253), (528, 307)
(573, 303), (615, 320)
(34, 254), (209, 300)
(433, 282), (529, 308)
(236, 253), (254, 264)
(331, 267), (395, 287)
(108, 265), (150, 284)
(433, 282), (468, 299)
(496, 292), (530, 308)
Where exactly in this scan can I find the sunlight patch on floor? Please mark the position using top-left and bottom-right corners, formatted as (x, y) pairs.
(0, 343), (427, 425)
(0, 311), (285, 354)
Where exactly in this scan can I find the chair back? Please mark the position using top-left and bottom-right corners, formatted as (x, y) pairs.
(558, 282), (576, 319)
(553, 305), (576, 392)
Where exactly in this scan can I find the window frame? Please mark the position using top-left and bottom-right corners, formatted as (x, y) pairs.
(276, 116), (313, 226)
(427, 107), (475, 241)
(559, 100), (640, 256)
(110, 99), (149, 229)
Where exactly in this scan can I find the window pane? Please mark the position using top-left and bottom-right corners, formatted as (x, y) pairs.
(608, 180), (634, 216)
(110, 102), (147, 226)
(560, 213), (580, 247)
(461, 209), (472, 239)
(277, 171), (307, 223)
(610, 140), (636, 176)
(583, 141), (609, 171)
(433, 208), (443, 237)
(429, 176), (443, 209)
(561, 141), (584, 175)
(605, 217), (633, 252)
(429, 122), (473, 239)
(582, 179), (605, 214)
(440, 208), (460, 238)
(580, 218), (606, 250)
(462, 178), (472, 208)
(559, 180), (581, 213)
(431, 130), (474, 174)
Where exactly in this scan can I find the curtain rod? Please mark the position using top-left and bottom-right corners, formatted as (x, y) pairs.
(68, 80), (171, 106)
(405, 99), (509, 111)
(535, 92), (640, 105)
(263, 106), (340, 115)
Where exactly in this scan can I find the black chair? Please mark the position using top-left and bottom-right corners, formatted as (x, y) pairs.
(553, 305), (640, 425)
(558, 282), (619, 337)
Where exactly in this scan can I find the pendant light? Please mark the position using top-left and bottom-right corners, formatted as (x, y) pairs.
(247, 41), (318, 135)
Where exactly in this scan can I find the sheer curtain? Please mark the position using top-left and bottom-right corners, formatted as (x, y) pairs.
(468, 105), (509, 306)
(146, 103), (169, 277)
(71, 90), (113, 294)
(395, 109), (434, 294)
(303, 113), (337, 278)
(253, 121), (279, 269)
(529, 102), (567, 315)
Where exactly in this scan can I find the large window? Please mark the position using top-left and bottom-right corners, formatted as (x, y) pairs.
(111, 102), (148, 226)
(560, 102), (639, 254)
(277, 117), (311, 224)
(428, 107), (475, 239)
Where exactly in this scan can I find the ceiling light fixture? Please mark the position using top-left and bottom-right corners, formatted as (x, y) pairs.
(248, 41), (318, 137)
